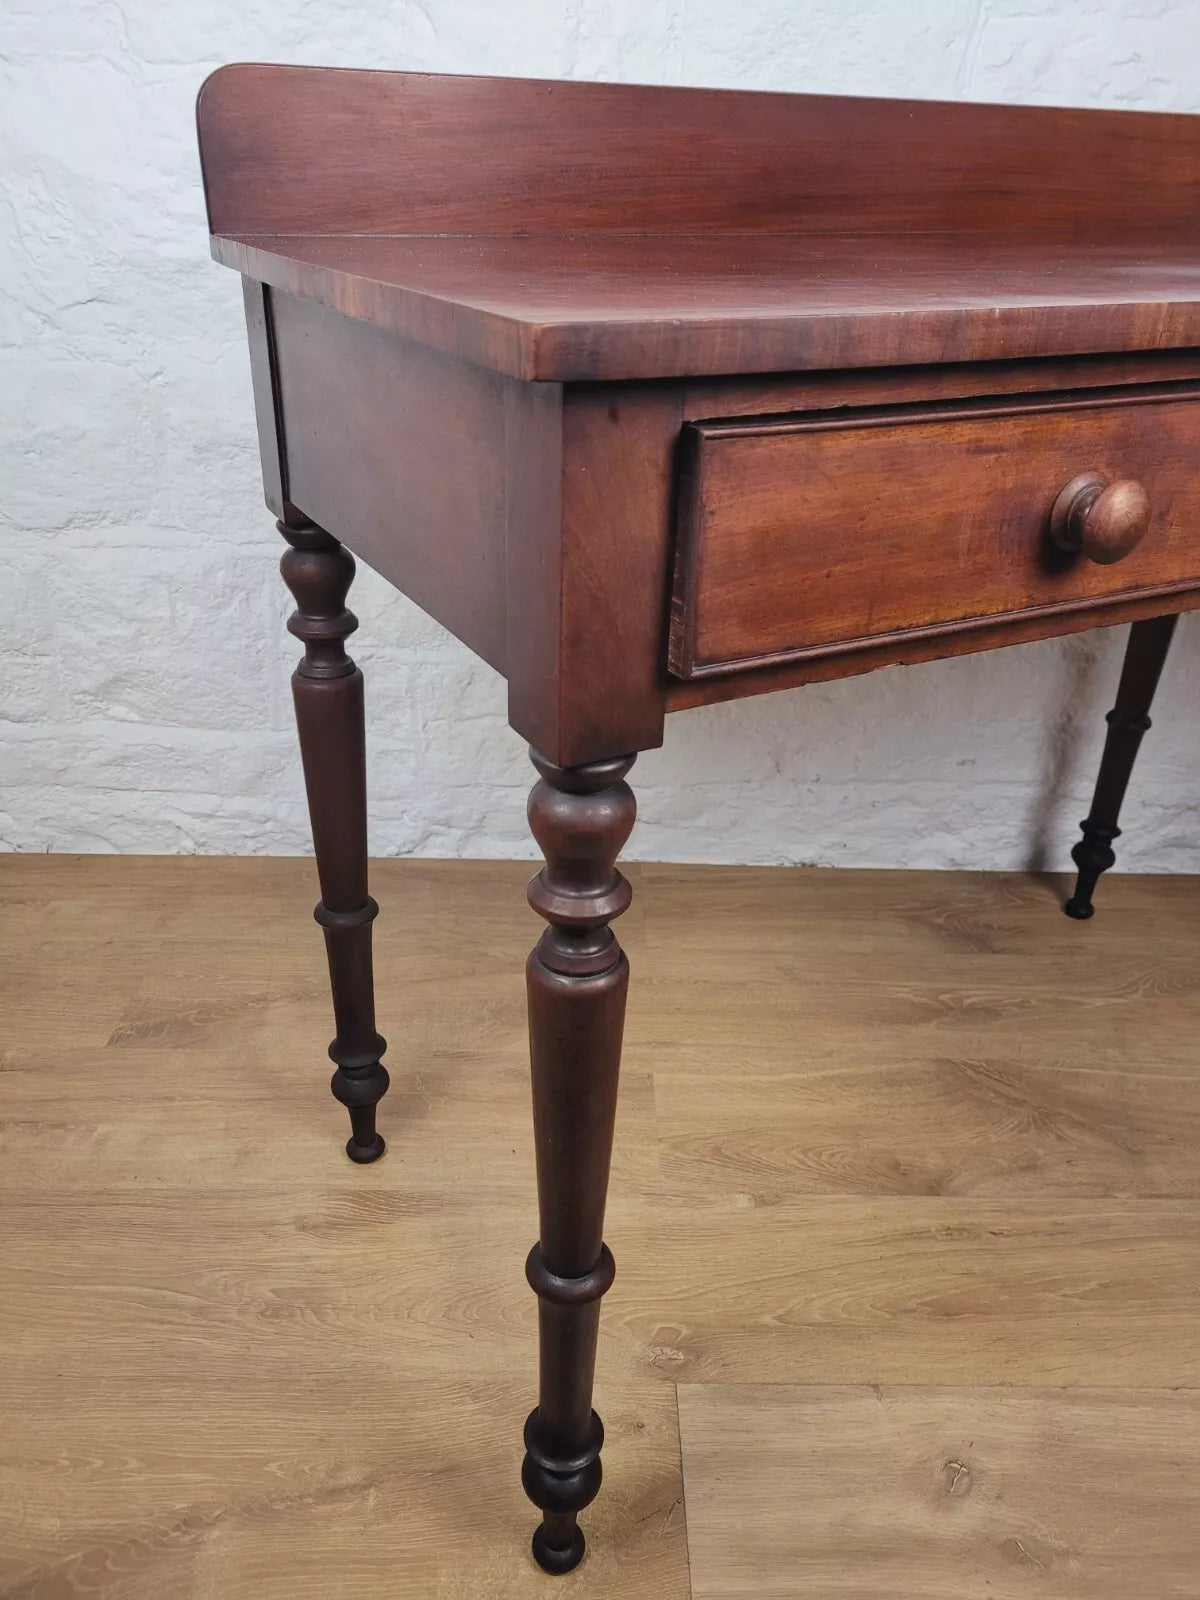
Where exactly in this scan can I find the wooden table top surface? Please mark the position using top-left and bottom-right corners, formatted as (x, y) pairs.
(211, 228), (1200, 382)
(198, 65), (1200, 382)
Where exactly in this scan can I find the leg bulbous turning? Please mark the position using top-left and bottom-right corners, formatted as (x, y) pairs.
(317, 897), (389, 1163)
(280, 518), (389, 1160)
(1063, 828), (1118, 921)
(521, 750), (636, 1573)
(1064, 613), (1177, 922)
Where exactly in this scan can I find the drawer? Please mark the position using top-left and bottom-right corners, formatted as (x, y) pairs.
(668, 384), (1200, 679)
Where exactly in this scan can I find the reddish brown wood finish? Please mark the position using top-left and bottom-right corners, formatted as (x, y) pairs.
(522, 750), (636, 1574)
(212, 230), (1200, 385)
(279, 519), (389, 1163)
(1048, 474), (1152, 566)
(197, 66), (1200, 382)
(198, 65), (1200, 1571)
(197, 65), (1200, 239)
(256, 292), (677, 763)
(200, 70), (1200, 766)
(665, 588), (1200, 714)
(271, 291), (511, 672)
(670, 383), (1200, 679)
(505, 386), (680, 764)
(679, 349), (1200, 421)
(241, 279), (293, 522)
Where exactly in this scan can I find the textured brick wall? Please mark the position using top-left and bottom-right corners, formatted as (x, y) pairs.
(3, 1), (1199, 866)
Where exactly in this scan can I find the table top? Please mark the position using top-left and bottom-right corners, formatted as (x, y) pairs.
(212, 228), (1200, 383)
(199, 66), (1200, 384)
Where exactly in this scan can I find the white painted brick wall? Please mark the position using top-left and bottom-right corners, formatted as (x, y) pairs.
(3, 0), (1199, 868)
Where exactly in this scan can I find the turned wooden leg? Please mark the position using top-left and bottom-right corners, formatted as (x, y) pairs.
(1064, 612), (1178, 921)
(521, 749), (636, 1574)
(279, 517), (389, 1161)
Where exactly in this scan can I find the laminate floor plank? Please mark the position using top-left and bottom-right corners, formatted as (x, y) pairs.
(2, 855), (1197, 1597)
(677, 1383), (1200, 1599)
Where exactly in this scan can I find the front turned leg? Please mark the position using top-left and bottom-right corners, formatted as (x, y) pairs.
(521, 750), (636, 1574)
(279, 518), (389, 1162)
(1064, 613), (1178, 920)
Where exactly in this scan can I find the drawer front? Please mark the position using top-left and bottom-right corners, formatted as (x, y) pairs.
(669, 385), (1200, 678)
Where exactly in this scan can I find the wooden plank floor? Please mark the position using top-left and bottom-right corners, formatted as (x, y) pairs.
(678, 1385), (1200, 1598)
(2, 856), (1199, 1597)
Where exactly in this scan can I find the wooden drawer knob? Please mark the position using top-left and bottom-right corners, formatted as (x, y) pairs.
(1049, 472), (1151, 565)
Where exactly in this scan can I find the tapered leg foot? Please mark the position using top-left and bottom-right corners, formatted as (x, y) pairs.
(280, 518), (389, 1158)
(344, 1134), (386, 1164)
(1063, 836), (1112, 920)
(520, 750), (636, 1572)
(1063, 614), (1177, 922)
(531, 1520), (587, 1575)
(523, 1401), (603, 1572)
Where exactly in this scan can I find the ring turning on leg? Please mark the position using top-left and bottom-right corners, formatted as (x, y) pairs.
(521, 750), (636, 1572)
(1064, 613), (1178, 921)
(280, 518), (389, 1160)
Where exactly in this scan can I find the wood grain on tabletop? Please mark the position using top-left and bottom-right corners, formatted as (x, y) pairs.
(196, 66), (1200, 381)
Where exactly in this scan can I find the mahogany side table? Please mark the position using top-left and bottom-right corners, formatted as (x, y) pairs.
(197, 66), (1199, 1573)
